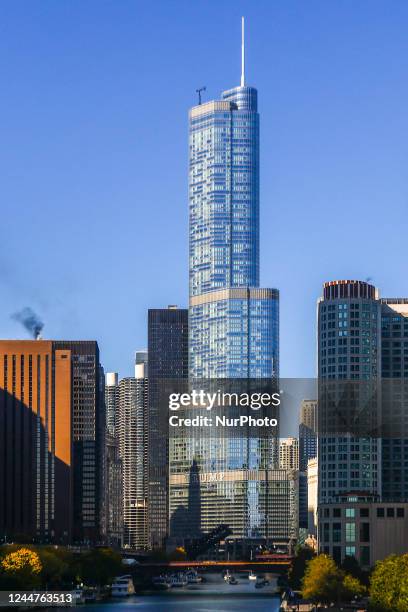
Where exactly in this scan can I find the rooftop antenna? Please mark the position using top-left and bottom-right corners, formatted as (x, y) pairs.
(196, 86), (206, 105)
(241, 16), (245, 87)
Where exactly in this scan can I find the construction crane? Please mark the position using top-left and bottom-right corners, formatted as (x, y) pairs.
(196, 86), (206, 105)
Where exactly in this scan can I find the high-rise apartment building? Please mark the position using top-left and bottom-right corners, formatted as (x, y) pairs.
(317, 281), (408, 567)
(118, 356), (149, 549)
(279, 438), (299, 470)
(105, 372), (119, 437)
(172, 20), (280, 542)
(380, 299), (408, 501)
(148, 308), (188, 548)
(0, 339), (103, 544)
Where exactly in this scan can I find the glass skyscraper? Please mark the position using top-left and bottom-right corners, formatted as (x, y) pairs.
(169, 23), (281, 542)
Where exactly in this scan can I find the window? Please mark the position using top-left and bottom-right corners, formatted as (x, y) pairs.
(360, 546), (370, 567)
(397, 508), (405, 518)
(333, 508), (341, 517)
(346, 508), (355, 518)
(346, 523), (356, 542)
(345, 546), (356, 557)
(387, 507), (395, 518)
(360, 523), (370, 543)
(360, 507), (369, 517)
(377, 507), (385, 518)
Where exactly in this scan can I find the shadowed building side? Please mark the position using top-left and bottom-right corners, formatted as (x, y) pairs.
(0, 341), (72, 543)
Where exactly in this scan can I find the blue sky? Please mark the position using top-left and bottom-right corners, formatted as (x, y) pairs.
(1, 0), (407, 378)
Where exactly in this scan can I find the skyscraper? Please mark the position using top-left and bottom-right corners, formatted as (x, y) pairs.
(317, 281), (408, 566)
(189, 21), (278, 379)
(169, 20), (280, 542)
(118, 361), (149, 549)
(0, 339), (103, 544)
(105, 372), (119, 437)
(147, 307), (188, 548)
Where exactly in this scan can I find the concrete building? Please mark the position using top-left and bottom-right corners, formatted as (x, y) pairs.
(279, 438), (299, 470)
(307, 458), (318, 537)
(105, 372), (119, 437)
(118, 360), (149, 549)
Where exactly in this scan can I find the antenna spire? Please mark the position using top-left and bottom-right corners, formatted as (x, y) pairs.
(241, 16), (245, 87)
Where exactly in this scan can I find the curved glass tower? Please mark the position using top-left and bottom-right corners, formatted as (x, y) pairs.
(169, 21), (282, 542)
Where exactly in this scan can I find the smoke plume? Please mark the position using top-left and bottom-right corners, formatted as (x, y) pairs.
(11, 307), (44, 339)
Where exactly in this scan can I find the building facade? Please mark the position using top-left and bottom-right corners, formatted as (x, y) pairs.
(317, 281), (408, 566)
(0, 339), (103, 544)
(118, 363), (149, 549)
(148, 308), (188, 548)
(171, 29), (281, 542)
(105, 372), (119, 438)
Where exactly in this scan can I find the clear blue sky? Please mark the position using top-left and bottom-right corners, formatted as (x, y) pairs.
(1, 0), (407, 378)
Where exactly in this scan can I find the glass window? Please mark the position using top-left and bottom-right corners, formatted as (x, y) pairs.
(377, 507), (385, 518)
(387, 507), (395, 518)
(397, 508), (405, 518)
(345, 546), (356, 557)
(346, 522), (356, 542)
(346, 508), (355, 518)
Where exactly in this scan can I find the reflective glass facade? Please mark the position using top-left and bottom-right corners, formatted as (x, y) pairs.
(168, 82), (281, 541)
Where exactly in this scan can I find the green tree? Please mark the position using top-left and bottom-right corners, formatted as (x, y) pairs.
(302, 554), (344, 604)
(288, 546), (315, 590)
(370, 554), (408, 611)
(342, 573), (367, 600)
(78, 548), (122, 586)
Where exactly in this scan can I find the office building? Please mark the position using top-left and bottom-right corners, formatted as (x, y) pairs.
(299, 399), (317, 471)
(0, 339), (103, 544)
(148, 308), (188, 548)
(105, 432), (123, 547)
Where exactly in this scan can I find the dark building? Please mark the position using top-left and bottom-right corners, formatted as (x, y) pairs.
(380, 298), (408, 502)
(53, 341), (104, 544)
(0, 339), (103, 544)
(147, 307), (188, 549)
(105, 431), (123, 548)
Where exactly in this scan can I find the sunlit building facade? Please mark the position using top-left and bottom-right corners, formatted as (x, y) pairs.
(169, 30), (280, 541)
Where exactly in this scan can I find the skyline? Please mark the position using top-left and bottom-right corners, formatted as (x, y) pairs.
(1, 1), (407, 378)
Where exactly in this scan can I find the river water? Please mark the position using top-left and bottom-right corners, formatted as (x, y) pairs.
(90, 595), (281, 611)
(89, 571), (281, 610)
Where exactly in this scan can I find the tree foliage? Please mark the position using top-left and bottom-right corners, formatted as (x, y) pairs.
(370, 554), (408, 612)
(0, 548), (42, 589)
(288, 546), (315, 590)
(302, 554), (366, 604)
(302, 554), (344, 603)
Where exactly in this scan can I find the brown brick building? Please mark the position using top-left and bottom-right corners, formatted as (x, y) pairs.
(0, 340), (103, 544)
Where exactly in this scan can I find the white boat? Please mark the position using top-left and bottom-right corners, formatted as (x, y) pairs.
(111, 574), (135, 597)
(72, 588), (85, 604)
(169, 572), (188, 588)
(185, 569), (203, 584)
(248, 571), (257, 580)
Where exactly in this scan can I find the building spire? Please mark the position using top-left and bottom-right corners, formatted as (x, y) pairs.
(241, 16), (245, 87)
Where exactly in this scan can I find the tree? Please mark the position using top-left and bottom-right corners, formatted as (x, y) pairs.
(302, 554), (344, 604)
(370, 554), (408, 611)
(288, 546), (315, 590)
(78, 548), (122, 586)
(342, 573), (366, 600)
(341, 554), (369, 585)
(0, 548), (42, 589)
